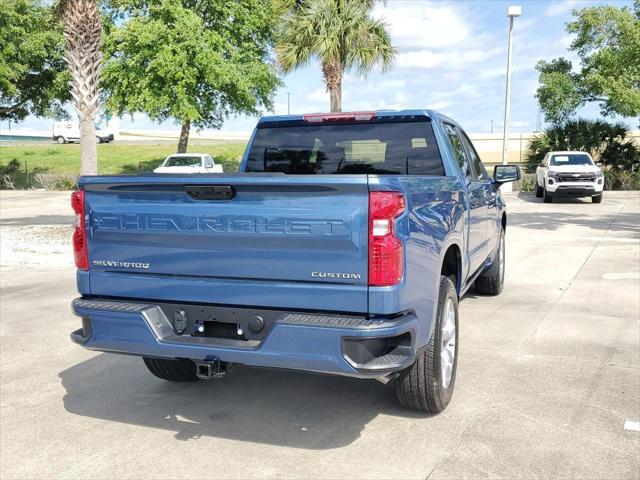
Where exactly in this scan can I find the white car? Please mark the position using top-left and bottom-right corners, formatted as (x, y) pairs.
(53, 122), (114, 144)
(153, 154), (224, 174)
(535, 151), (604, 203)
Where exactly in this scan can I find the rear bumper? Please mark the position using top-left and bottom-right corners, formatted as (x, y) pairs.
(71, 298), (418, 379)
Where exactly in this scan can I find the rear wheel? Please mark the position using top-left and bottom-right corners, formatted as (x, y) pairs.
(56, 136), (65, 144)
(592, 193), (603, 203)
(394, 276), (458, 413)
(543, 186), (553, 203)
(475, 227), (505, 296)
(143, 357), (199, 382)
(535, 179), (543, 198)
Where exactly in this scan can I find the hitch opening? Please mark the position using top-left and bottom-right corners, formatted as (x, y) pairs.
(195, 358), (227, 380)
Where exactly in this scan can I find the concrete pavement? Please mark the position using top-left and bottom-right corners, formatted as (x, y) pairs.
(1, 190), (638, 479)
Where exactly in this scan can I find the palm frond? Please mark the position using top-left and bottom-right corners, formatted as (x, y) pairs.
(275, 0), (396, 76)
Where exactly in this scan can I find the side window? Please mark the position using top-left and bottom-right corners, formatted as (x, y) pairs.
(443, 123), (471, 179)
(457, 128), (488, 180)
(205, 156), (214, 168)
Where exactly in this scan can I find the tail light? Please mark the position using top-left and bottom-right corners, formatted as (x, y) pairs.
(71, 190), (88, 270)
(369, 191), (405, 286)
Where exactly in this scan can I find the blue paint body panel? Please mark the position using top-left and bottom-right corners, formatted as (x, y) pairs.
(72, 109), (507, 379)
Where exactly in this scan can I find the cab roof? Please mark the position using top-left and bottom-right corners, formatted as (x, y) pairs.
(257, 109), (442, 125)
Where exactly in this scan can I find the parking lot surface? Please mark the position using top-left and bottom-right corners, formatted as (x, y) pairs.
(1, 190), (639, 479)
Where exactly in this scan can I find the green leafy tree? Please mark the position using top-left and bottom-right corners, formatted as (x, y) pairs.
(102, 0), (280, 153)
(0, 0), (70, 121)
(276, 0), (396, 112)
(536, 2), (640, 124)
(525, 119), (640, 172)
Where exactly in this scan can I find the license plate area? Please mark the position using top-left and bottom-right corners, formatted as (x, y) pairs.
(156, 303), (281, 342)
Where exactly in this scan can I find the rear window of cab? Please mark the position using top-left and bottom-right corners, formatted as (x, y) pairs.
(245, 121), (444, 175)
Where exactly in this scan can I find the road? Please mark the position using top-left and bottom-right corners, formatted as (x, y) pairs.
(1, 190), (639, 479)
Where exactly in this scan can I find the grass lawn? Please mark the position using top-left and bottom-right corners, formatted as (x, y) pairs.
(0, 141), (247, 175)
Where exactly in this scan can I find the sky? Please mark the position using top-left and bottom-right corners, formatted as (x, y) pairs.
(10, 0), (637, 135)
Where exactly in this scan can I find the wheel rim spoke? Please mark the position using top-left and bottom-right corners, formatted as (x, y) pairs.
(440, 298), (457, 389)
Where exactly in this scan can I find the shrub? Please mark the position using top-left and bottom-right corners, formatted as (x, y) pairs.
(604, 170), (640, 190)
(0, 158), (22, 175)
(512, 173), (536, 192)
(525, 119), (640, 173)
(0, 174), (17, 189)
(34, 173), (78, 190)
(0, 159), (22, 189)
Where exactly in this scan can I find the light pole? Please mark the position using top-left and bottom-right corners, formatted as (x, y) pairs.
(287, 92), (291, 115)
(501, 5), (521, 166)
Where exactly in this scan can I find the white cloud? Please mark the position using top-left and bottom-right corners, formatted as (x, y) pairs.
(544, 0), (579, 17)
(396, 47), (502, 70)
(375, 2), (470, 50)
(556, 33), (574, 50)
(429, 101), (452, 111)
(307, 87), (329, 104)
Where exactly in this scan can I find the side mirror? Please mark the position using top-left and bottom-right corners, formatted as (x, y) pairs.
(493, 164), (521, 187)
(538, 162), (545, 168)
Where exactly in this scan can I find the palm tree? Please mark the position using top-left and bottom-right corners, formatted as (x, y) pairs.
(57, 0), (102, 175)
(276, 0), (396, 112)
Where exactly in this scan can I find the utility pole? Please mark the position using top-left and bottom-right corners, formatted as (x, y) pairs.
(287, 92), (291, 115)
(501, 5), (522, 165)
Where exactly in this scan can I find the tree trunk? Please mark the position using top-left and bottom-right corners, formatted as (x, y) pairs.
(177, 118), (190, 153)
(329, 80), (342, 113)
(62, 0), (102, 176)
(322, 61), (343, 112)
(79, 116), (98, 175)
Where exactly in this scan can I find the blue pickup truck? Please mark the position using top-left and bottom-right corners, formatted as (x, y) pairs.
(70, 110), (519, 412)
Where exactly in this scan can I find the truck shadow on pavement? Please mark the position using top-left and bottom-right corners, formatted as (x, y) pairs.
(508, 210), (639, 233)
(514, 192), (591, 204)
(59, 353), (430, 449)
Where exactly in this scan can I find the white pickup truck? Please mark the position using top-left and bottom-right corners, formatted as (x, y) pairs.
(535, 151), (604, 203)
(153, 153), (224, 174)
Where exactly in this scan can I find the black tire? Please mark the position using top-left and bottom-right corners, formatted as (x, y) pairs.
(535, 180), (543, 198)
(394, 276), (459, 413)
(96, 136), (103, 144)
(592, 193), (603, 203)
(143, 357), (199, 382)
(543, 186), (553, 203)
(475, 227), (505, 296)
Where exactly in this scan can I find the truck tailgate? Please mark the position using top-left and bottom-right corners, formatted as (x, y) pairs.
(80, 174), (369, 313)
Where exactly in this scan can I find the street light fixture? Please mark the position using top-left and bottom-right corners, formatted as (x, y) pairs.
(501, 5), (522, 167)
